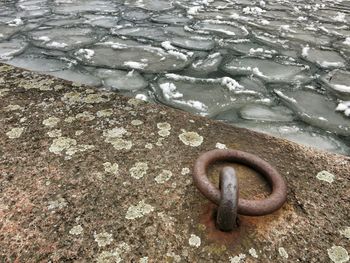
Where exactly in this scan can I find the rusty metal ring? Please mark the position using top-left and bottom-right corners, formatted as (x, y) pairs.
(217, 167), (238, 231)
(193, 149), (287, 216)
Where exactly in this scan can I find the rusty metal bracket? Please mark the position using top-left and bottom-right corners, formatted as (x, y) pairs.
(193, 149), (287, 228)
(216, 166), (238, 231)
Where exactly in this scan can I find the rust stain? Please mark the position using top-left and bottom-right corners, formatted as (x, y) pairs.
(199, 202), (245, 247)
(199, 202), (294, 247)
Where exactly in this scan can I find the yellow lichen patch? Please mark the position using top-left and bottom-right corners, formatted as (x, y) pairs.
(66, 144), (94, 156)
(125, 200), (154, 220)
(94, 232), (113, 247)
(49, 136), (94, 156)
(3, 104), (23, 111)
(103, 127), (127, 138)
(54, 85), (64, 91)
(105, 137), (132, 150)
(0, 88), (10, 97)
(75, 111), (95, 121)
(62, 91), (82, 104)
(128, 98), (144, 107)
(215, 142), (227, 149)
(340, 227), (350, 239)
(139, 257), (148, 263)
(157, 122), (171, 130)
(155, 170), (173, 184)
(97, 109), (113, 118)
(103, 162), (119, 175)
(103, 127), (132, 150)
(49, 137), (76, 154)
(316, 170), (335, 183)
(47, 197), (67, 210)
(179, 131), (203, 147)
(96, 250), (121, 263)
(249, 248), (258, 258)
(145, 143), (153, 149)
(129, 162), (148, 179)
(188, 234), (201, 248)
(157, 122), (171, 137)
(278, 247), (288, 259)
(19, 78), (53, 91)
(181, 168), (190, 175)
(64, 116), (76, 123)
(6, 127), (24, 139)
(327, 246), (349, 263)
(158, 129), (170, 137)
(43, 117), (60, 128)
(229, 254), (246, 263)
(47, 129), (62, 138)
(96, 243), (130, 263)
(0, 65), (12, 72)
(131, 119), (143, 126)
(62, 91), (110, 104)
(156, 138), (164, 146)
(83, 93), (109, 104)
(69, 225), (83, 236)
(75, 130), (84, 136)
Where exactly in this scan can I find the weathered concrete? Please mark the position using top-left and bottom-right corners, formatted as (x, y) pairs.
(0, 63), (349, 262)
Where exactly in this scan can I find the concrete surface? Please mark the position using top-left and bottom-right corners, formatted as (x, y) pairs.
(0, 63), (349, 262)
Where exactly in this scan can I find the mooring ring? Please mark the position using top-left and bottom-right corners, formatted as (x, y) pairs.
(193, 149), (287, 216)
(216, 166), (239, 231)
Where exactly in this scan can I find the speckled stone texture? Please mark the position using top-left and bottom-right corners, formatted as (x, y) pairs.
(0, 63), (349, 263)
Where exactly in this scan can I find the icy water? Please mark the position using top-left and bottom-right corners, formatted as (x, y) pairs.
(1, 0), (350, 155)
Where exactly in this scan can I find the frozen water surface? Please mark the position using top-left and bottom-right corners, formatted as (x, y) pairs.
(1, 0), (350, 154)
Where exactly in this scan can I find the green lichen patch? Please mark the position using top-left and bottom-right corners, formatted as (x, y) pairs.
(19, 78), (54, 91)
(62, 91), (110, 104)
(155, 170), (172, 184)
(145, 143), (153, 149)
(47, 197), (67, 210)
(69, 225), (84, 236)
(103, 127), (127, 138)
(103, 162), (119, 175)
(47, 129), (62, 138)
(179, 131), (203, 147)
(215, 142), (227, 149)
(3, 104), (23, 111)
(316, 170), (335, 183)
(131, 119), (143, 126)
(125, 200), (154, 220)
(181, 167), (190, 175)
(139, 257), (148, 263)
(97, 109), (113, 118)
(94, 232), (114, 247)
(188, 234), (201, 248)
(6, 127), (24, 139)
(157, 122), (171, 130)
(49, 136), (94, 156)
(128, 98), (144, 107)
(249, 248), (258, 258)
(96, 242), (130, 263)
(327, 246), (349, 263)
(105, 137), (132, 150)
(129, 162), (148, 179)
(43, 117), (60, 128)
(340, 227), (350, 239)
(157, 122), (171, 137)
(0, 88), (10, 97)
(75, 130), (84, 136)
(278, 247), (288, 259)
(76, 111), (95, 121)
(65, 116), (76, 123)
(229, 254), (246, 263)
